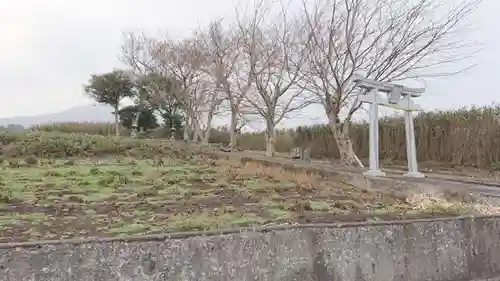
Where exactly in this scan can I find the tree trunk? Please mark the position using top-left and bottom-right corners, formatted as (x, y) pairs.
(130, 111), (140, 138)
(202, 112), (215, 145)
(114, 109), (120, 137)
(202, 130), (210, 145)
(229, 109), (238, 151)
(327, 115), (363, 167)
(196, 131), (203, 143)
(192, 121), (203, 143)
(131, 90), (146, 138)
(334, 130), (358, 166)
(183, 116), (190, 141)
(265, 122), (276, 157)
(192, 118), (199, 142)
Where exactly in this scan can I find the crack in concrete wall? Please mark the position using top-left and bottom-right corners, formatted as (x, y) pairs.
(1, 216), (500, 280)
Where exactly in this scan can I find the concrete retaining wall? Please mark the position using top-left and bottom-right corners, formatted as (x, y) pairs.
(1, 216), (500, 281)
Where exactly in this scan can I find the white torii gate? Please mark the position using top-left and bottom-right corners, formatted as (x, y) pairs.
(352, 74), (425, 178)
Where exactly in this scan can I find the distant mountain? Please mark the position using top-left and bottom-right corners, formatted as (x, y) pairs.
(0, 104), (115, 127)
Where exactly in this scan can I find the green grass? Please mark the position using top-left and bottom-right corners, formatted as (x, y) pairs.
(0, 157), (296, 241)
(0, 155), (489, 242)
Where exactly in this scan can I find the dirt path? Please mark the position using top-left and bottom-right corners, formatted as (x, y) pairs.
(239, 150), (500, 184)
(205, 150), (500, 200)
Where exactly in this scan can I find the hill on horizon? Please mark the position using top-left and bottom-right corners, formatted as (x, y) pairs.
(0, 104), (115, 127)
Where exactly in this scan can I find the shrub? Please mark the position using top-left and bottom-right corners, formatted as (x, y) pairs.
(24, 155), (38, 166)
(31, 122), (128, 136)
(0, 131), (189, 159)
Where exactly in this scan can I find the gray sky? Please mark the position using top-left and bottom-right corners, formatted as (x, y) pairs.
(0, 0), (497, 127)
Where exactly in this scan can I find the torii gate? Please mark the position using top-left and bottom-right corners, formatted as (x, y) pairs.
(352, 74), (425, 178)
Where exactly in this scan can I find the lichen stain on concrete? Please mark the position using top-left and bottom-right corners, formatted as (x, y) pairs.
(1, 217), (500, 280)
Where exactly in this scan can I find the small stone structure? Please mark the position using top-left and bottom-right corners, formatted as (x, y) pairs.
(1, 216), (500, 281)
(291, 147), (311, 161)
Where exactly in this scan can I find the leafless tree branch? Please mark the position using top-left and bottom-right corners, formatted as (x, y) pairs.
(299, 0), (482, 165)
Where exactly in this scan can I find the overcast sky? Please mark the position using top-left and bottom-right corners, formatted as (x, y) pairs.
(0, 0), (497, 127)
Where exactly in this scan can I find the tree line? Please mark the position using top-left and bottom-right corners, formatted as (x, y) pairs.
(84, 0), (481, 165)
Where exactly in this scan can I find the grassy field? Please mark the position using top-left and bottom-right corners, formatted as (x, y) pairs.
(0, 145), (497, 242)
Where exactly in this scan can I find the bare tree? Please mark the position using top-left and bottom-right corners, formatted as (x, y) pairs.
(201, 20), (252, 150)
(188, 79), (224, 143)
(120, 32), (157, 137)
(237, 0), (314, 156)
(299, 0), (482, 166)
(194, 84), (225, 144)
(151, 35), (218, 142)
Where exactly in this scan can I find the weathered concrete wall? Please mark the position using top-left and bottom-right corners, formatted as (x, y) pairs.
(1, 216), (500, 281)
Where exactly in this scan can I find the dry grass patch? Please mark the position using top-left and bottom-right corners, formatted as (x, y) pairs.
(209, 158), (498, 217)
